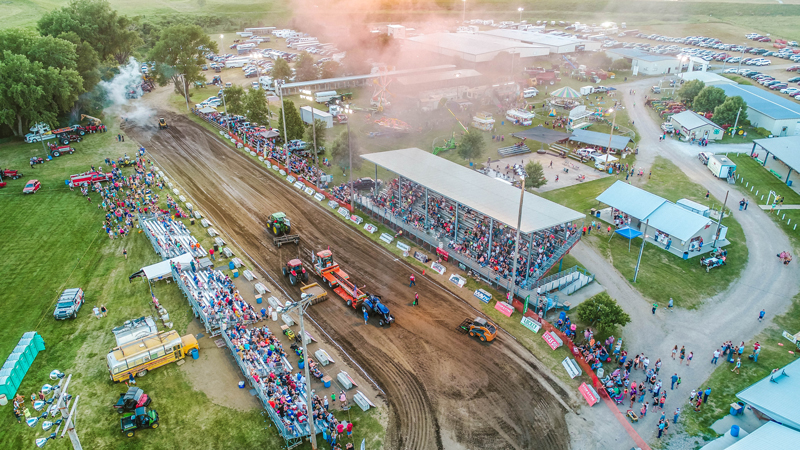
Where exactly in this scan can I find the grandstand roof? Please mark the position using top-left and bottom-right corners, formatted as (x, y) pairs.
(361, 148), (584, 233)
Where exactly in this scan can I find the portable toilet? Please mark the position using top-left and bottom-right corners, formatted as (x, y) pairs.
(22, 332), (45, 352)
(0, 368), (20, 393)
(13, 344), (33, 366)
(0, 374), (17, 399)
(5, 354), (28, 379)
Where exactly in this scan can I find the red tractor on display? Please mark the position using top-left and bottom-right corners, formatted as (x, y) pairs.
(282, 259), (309, 286)
(2, 169), (23, 180)
(48, 143), (75, 157)
(54, 132), (83, 145)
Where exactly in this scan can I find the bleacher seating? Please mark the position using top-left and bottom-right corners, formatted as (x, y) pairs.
(498, 144), (530, 157)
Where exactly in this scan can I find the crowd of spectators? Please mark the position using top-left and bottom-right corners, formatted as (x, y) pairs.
(226, 323), (354, 447)
(176, 264), (259, 330)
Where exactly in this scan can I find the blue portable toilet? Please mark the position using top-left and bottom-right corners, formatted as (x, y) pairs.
(22, 332), (45, 352)
(5, 354), (27, 378)
(0, 368), (20, 393)
(0, 375), (17, 399)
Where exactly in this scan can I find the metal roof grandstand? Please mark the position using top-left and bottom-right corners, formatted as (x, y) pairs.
(361, 148), (584, 233)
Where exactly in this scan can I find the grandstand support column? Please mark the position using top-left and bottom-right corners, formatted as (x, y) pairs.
(397, 176), (402, 211)
(373, 164), (378, 198)
(525, 232), (534, 284)
(487, 218), (494, 267)
(454, 202), (459, 239)
(509, 179), (525, 297)
(424, 188), (429, 229)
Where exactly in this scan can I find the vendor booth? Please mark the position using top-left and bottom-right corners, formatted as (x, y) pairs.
(506, 109), (535, 126)
(472, 112), (495, 131)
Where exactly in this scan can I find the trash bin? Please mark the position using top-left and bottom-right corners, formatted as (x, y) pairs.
(683, 252), (689, 260)
(191, 348), (199, 360)
(228, 261), (235, 270)
(298, 360), (305, 369)
(190, 218), (195, 225)
(238, 381), (245, 389)
(730, 402), (743, 416)
(213, 243), (219, 252)
(731, 425), (740, 437)
(789, 180), (793, 187)
(596, 211), (601, 218)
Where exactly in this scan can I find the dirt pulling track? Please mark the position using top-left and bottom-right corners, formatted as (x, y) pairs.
(126, 113), (571, 450)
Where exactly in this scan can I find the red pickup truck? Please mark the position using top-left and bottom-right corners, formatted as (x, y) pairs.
(69, 171), (113, 185)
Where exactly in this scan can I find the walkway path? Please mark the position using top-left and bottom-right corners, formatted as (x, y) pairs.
(569, 78), (800, 448)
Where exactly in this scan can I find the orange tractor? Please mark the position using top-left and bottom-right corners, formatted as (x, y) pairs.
(311, 249), (366, 308)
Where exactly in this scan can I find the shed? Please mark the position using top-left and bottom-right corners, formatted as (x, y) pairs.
(717, 84), (800, 137)
(569, 129), (632, 152)
(669, 111), (724, 142)
(736, 358), (800, 431)
(606, 48), (680, 75)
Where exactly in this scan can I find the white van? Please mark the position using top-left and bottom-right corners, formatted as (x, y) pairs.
(523, 88), (539, 98)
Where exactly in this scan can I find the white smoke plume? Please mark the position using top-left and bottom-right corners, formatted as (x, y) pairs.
(99, 57), (157, 128)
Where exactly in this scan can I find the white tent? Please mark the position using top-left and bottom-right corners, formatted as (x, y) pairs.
(142, 253), (194, 280)
(198, 106), (217, 114)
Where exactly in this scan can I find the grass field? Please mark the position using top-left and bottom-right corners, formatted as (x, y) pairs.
(726, 153), (800, 250)
(0, 127), (383, 449)
(542, 156), (748, 309)
(681, 292), (800, 439)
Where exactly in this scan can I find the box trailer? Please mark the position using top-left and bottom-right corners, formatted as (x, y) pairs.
(707, 155), (736, 179)
(579, 86), (594, 96)
(300, 106), (333, 128)
(244, 27), (276, 36)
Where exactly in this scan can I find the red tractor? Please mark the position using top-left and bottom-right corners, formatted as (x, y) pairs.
(54, 132), (82, 145)
(2, 169), (23, 180)
(282, 259), (309, 286)
(48, 143), (75, 157)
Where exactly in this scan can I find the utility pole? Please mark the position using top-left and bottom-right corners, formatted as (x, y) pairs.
(311, 107), (320, 190)
(606, 109), (617, 152)
(277, 80), (289, 166)
(279, 293), (320, 450)
(731, 107), (742, 137)
(182, 74), (190, 111)
(509, 175), (526, 296)
(713, 191), (729, 248)
(347, 120), (354, 208)
(221, 90), (231, 133)
(633, 219), (649, 282)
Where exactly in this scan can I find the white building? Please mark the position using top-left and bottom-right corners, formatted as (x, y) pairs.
(606, 48), (680, 75)
(717, 84), (800, 137)
(387, 25), (406, 39)
(670, 111), (724, 141)
(479, 29), (600, 53)
(405, 33), (549, 63)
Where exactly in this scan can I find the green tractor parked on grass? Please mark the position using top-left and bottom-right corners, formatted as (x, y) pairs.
(267, 212), (292, 236)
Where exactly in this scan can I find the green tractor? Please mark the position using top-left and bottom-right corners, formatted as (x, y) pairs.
(267, 212), (292, 236)
(120, 407), (159, 438)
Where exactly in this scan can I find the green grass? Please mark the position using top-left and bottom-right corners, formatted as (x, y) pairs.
(681, 292), (800, 439)
(0, 127), (384, 449)
(726, 153), (800, 251)
(542, 157), (748, 309)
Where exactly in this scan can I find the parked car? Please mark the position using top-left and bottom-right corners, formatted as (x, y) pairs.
(723, 68), (739, 73)
(22, 179), (41, 194)
(661, 122), (674, 132)
(351, 177), (379, 190)
(698, 152), (711, 165)
(53, 288), (85, 320)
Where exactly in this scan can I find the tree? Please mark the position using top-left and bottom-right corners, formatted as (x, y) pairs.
(295, 51), (318, 82)
(57, 31), (101, 91)
(0, 52), (83, 136)
(271, 57), (292, 82)
(524, 161), (547, 188)
(37, 0), (142, 65)
(610, 59), (632, 71)
(148, 24), (217, 102)
(0, 29), (79, 72)
(457, 129), (485, 162)
(243, 89), (271, 127)
(329, 129), (361, 170)
(693, 86), (727, 113)
(321, 60), (341, 79)
(575, 292), (631, 334)
(304, 118), (328, 152)
(277, 99), (305, 142)
(677, 80), (705, 104)
(221, 85), (246, 115)
(713, 96), (748, 126)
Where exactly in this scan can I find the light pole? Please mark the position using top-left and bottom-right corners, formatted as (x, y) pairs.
(182, 74), (190, 111)
(347, 120), (354, 207)
(731, 107), (742, 137)
(221, 89), (231, 133)
(276, 79), (289, 166)
(633, 219), (649, 282)
(713, 191), (729, 248)
(736, 44), (746, 74)
(518, 7), (523, 22)
(220, 34), (224, 51)
(510, 174), (525, 298)
(310, 107), (320, 190)
(606, 108), (617, 153)
(462, 0), (466, 23)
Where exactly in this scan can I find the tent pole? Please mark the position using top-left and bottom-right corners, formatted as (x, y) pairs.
(634, 220), (649, 282)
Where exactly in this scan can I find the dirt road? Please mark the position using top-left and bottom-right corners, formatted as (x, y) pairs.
(126, 113), (572, 450)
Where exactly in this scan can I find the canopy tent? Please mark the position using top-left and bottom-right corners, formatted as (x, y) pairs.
(570, 129), (632, 151)
(511, 126), (570, 145)
(549, 86), (582, 99)
(198, 106), (217, 114)
(259, 129), (280, 139)
(131, 253), (194, 281)
(611, 226), (643, 251)
(594, 154), (618, 164)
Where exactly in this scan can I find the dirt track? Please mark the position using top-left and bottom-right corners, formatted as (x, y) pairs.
(126, 113), (571, 450)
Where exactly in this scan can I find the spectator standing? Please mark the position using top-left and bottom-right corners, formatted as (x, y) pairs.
(670, 373), (678, 390)
(679, 346), (686, 364)
(732, 357), (741, 374)
(759, 309), (766, 322)
(711, 349), (720, 365)
(704, 387), (711, 403)
(673, 408), (680, 424)
(687, 351), (694, 366)
(413, 292), (419, 306)
(409, 274), (415, 286)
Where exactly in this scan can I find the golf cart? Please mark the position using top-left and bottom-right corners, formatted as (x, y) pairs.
(120, 407), (159, 437)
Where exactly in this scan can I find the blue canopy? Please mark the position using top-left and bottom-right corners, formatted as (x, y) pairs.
(615, 226), (642, 240)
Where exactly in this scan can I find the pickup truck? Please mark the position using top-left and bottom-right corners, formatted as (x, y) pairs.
(53, 288), (85, 320)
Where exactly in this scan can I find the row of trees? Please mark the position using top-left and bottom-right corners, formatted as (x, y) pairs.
(678, 80), (748, 126)
(0, 0), (235, 136)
